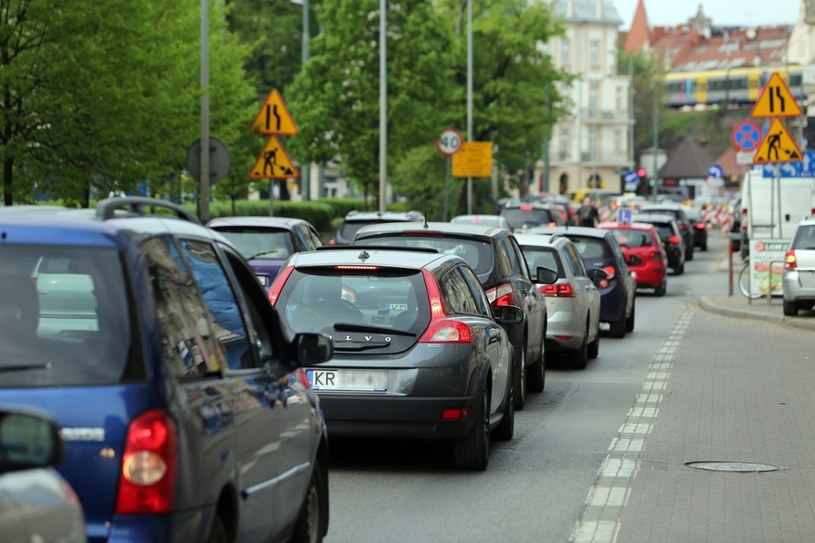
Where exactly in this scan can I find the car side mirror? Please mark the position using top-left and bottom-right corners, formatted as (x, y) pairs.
(494, 305), (523, 324)
(590, 268), (608, 282)
(626, 254), (643, 266)
(292, 333), (334, 366)
(536, 266), (558, 285)
(0, 409), (63, 473)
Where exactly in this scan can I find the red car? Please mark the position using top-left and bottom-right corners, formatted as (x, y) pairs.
(599, 222), (668, 296)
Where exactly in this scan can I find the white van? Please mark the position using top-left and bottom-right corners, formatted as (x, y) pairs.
(739, 169), (815, 256)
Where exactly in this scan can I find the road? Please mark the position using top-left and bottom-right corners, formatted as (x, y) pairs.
(322, 230), (761, 542)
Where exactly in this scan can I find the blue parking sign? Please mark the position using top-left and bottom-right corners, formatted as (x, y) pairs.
(617, 207), (633, 225)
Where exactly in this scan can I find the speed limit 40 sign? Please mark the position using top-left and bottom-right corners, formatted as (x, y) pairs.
(436, 128), (463, 156)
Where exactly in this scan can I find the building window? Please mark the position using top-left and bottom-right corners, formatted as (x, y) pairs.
(590, 40), (600, 68)
(615, 129), (623, 153)
(616, 86), (623, 111)
(589, 127), (598, 161)
(561, 39), (570, 68)
(589, 84), (599, 117)
(558, 128), (569, 159)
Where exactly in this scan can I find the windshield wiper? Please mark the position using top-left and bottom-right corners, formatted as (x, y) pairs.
(333, 323), (416, 337)
(0, 363), (52, 374)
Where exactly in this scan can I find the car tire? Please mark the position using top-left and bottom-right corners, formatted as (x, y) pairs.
(655, 281), (666, 297)
(291, 458), (327, 543)
(686, 246), (694, 261)
(526, 337), (546, 393)
(492, 385), (514, 441)
(783, 300), (799, 317)
(570, 331), (588, 370)
(206, 515), (229, 543)
(701, 241), (708, 251)
(512, 345), (526, 411)
(608, 314), (626, 338)
(587, 327), (600, 359)
(676, 261), (684, 276)
(453, 388), (489, 470)
(626, 301), (635, 332)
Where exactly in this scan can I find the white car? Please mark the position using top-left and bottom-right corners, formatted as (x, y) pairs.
(782, 218), (815, 316)
(516, 234), (605, 369)
(0, 406), (85, 542)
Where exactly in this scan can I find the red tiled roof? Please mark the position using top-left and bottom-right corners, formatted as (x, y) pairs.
(714, 147), (751, 179)
(623, 0), (650, 53)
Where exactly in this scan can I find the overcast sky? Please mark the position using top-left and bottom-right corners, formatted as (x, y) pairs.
(614, 0), (802, 29)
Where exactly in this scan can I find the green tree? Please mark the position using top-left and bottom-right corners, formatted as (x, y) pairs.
(619, 51), (664, 170)
(0, 0), (256, 207)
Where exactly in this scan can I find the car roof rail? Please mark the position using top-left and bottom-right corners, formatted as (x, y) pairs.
(95, 197), (202, 224)
(317, 245), (439, 254)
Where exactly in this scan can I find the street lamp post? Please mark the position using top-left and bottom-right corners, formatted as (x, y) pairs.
(199, 0), (210, 222)
(379, 0), (387, 213)
(466, 0), (473, 214)
(291, 0), (311, 200)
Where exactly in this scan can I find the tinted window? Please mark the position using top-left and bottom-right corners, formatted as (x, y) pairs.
(566, 236), (614, 263)
(458, 265), (492, 317)
(500, 208), (557, 229)
(442, 269), (479, 315)
(564, 244), (588, 277)
(608, 229), (654, 248)
(213, 227), (295, 260)
(355, 236), (493, 275)
(341, 220), (398, 240)
(520, 246), (563, 277)
(792, 225), (815, 250)
(0, 246), (139, 387)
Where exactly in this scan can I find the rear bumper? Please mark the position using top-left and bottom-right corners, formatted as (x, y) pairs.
(599, 284), (627, 323)
(545, 306), (586, 350)
(94, 507), (212, 543)
(783, 270), (815, 302)
(631, 265), (666, 288)
(318, 393), (480, 439)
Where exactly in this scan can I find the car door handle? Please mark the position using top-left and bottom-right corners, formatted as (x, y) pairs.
(488, 331), (502, 344)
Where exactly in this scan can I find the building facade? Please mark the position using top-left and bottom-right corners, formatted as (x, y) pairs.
(542, 0), (633, 196)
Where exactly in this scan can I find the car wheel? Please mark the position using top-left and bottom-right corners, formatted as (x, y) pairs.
(676, 261), (684, 276)
(570, 331), (588, 370)
(206, 515), (229, 543)
(655, 281), (667, 297)
(512, 345), (526, 411)
(492, 383), (514, 441)
(453, 388), (489, 470)
(783, 301), (799, 317)
(291, 458), (327, 543)
(608, 315), (626, 338)
(701, 241), (708, 251)
(526, 336), (546, 393)
(587, 326), (600, 359)
(626, 301), (635, 332)
(686, 246), (694, 261)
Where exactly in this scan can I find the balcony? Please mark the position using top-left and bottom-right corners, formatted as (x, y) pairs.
(579, 109), (630, 123)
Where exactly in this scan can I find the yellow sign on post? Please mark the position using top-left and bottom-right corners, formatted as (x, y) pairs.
(249, 136), (299, 179)
(751, 73), (802, 118)
(452, 142), (493, 178)
(250, 89), (299, 135)
(752, 119), (803, 164)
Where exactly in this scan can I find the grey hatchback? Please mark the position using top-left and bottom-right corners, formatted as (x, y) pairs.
(268, 247), (522, 470)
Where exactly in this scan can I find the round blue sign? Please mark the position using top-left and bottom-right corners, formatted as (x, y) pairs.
(731, 120), (762, 152)
(707, 163), (723, 179)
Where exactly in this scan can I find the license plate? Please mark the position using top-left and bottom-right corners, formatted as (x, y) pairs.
(306, 369), (388, 391)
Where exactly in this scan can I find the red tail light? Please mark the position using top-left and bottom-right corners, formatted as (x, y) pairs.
(540, 283), (575, 297)
(668, 235), (680, 245)
(519, 204), (533, 210)
(603, 266), (616, 281)
(419, 269), (472, 343)
(694, 222), (706, 229)
(548, 221), (557, 227)
(268, 266), (294, 306)
(116, 410), (177, 514)
(785, 249), (798, 270)
(485, 283), (514, 307)
(327, 239), (337, 246)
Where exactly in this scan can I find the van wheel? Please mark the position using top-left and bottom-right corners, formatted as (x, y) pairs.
(453, 388), (489, 470)
(291, 459), (327, 543)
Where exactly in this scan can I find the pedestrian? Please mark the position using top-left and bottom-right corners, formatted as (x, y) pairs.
(577, 197), (598, 227)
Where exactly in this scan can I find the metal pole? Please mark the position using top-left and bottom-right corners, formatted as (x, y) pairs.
(651, 90), (658, 201)
(199, 0), (210, 222)
(466, 0), (473, 215)
(301, 0), (311, 200)
(378, 0), (387, 213)
(628, 56), (634, 171)
(443, 156), (450, 221)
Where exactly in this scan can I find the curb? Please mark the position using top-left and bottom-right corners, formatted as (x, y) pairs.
(697, 296), (815, 331)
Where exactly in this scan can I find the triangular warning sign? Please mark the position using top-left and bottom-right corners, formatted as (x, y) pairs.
(752, 119), (803, 164)
(751, 73), (802, 118)
(249, 136), (300, 179)
(249, 89), (299, 135)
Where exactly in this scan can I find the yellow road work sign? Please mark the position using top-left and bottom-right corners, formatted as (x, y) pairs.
(751, 73), (802, 118)
(249, 136), (300, 179)
(452, 142), (493, 178)
(250, 89), (299, 135)
(752, 119), (802, 164)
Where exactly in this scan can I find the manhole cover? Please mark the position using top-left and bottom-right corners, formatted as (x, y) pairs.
(685, 461), (781, 473)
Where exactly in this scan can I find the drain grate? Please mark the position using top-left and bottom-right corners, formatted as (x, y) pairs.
(685, 461), (781, 473)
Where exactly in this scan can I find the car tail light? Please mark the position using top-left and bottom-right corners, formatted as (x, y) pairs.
(419, 269), (472, 343)
(116, 410), (177, 514)
(268, 265), (294, 306)
(603, 266), (616, 281)
(785, 249), (798, 270)
(327, 239), (337, 246)
(485, 283), (514, 307)
(548, 221), (557, 227)
(520, 204), (533, 211)
(694, 222), (706, 229)
(333, 265), (381, 271)
(540, 283), (575, 297)
(668, 235), (680, 245)
(441, 408), (469, 420)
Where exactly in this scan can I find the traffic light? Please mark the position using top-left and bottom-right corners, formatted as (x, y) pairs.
(636, 168), (648, 196)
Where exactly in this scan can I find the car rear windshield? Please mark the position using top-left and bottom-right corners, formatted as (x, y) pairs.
(213, 226), (295, 260)
(340, 220), (405, 240)
(276, 267), (430, 353)
(608, 229), (654, 248)
(500, 208), (557, 229)
(520, 246), (564, 278)
(566, 236), (614, 263)
(355, 235), (493, 275)
(0, 246), (141, 387)
(792, 225), (815, 250)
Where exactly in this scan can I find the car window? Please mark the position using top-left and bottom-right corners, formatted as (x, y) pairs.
(564, 243), (588, 277)
(792, 225), (815, 250)
(520, 246), (564, 278)
(566, 236), (613, 261)
(175, 239), (253, 371)
(499, 207), (556, 229)
(355, 236), (493, 275)
(608, 229), (653, 248)
(509, 237), (531, 279)
(441, 268), (479, 315)
(306, 226), (323, 249)
(457, 265), (492, 317)
(0, 246), (141, 387)
(213, 227), (295, 260)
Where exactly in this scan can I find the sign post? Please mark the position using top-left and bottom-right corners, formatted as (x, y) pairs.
(436, 128), (463, 221)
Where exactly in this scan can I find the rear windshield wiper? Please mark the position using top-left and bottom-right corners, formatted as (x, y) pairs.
(0, 363), (52, 373)
(333, 323), (416, 337)
(248, 250), (285, 260)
